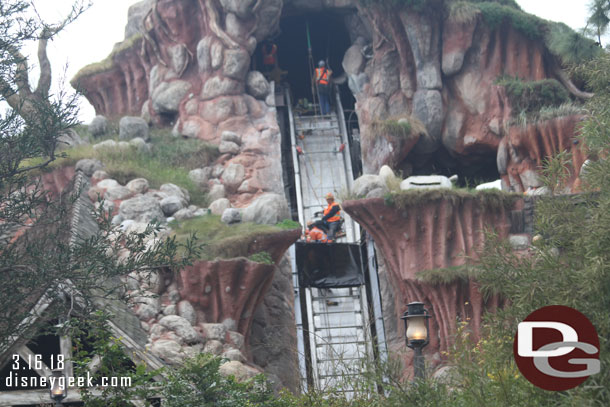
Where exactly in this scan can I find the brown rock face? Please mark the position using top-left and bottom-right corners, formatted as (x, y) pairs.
(498, 115), (587, 193)
(343, 197), (516, 362)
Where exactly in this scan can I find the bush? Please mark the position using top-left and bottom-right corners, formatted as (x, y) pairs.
(476, 2), (543, 40)
(496, 76), (571, 116)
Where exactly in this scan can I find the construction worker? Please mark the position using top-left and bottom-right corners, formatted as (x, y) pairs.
(304, 221), (328, 243)
(262, 41), (278, 73)
(314, 60), (332, 115)
(314, 192), (341, 242)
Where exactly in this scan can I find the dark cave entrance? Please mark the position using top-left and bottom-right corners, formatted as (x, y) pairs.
(254, 11), (356, 112)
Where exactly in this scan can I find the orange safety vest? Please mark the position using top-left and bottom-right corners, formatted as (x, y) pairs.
(307, 226), (328, 243)
(323, 202), (341, 223)
(315, 67), (330, 86)
(263, 44), (277, 66)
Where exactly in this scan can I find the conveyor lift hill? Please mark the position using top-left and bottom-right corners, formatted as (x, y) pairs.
(281, 85), (388, 394)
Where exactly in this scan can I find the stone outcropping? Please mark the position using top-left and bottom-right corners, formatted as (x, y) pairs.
(343, 195), (525, 368)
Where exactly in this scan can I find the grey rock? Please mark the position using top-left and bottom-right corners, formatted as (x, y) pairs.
(246, 71), (270, 99)
(226, 12), (246, 39)
(353, 174), (386, 197)
(158, 315), (203, 344)
(150, 339), (183, 364)
(124, 0), (153, 39)
(141, 100), (152, 124)
(219, 0), (256, 19)
(168, 44), (188, 74)
(342, 43), (365, 76)
(89, 115), (109, 138)
(509, 235), (530, 250)
(222, 163), (245, 190)
(378, 165), (396, 185)
(177, 300), (197, 325)
(160, 183), (190, 205)
(212, 164), (225, 178)
(203, 340), (224, 355)
(520, 170), (542, 189)
(228, 331), (244, 349)
(201, 76), (242, 100)
(221, 131), (242, 145)
(134, 296), (160, 320)
(160, 195), (185, 216)
(119, 116), (149, 141)
(97, 179), (120, 190)
(209, 184), (226, 201)
(119, 195), (165, 223)
(126, 178), (149, 194)
(222, 349), (245, 362)
(211, 41), (224, 69)
(412, 90), (444, 154)
(242, 193), (289, 225)
(93, 139), (117, 151)
(129, 137), (147, 149)
(202, 323), (227, 340)
(197, 36), (214, 72)
(152, 80), (191, 114)
(164, 305), (177, 316)
(371, 51), (400, 96)
(173, 208), (196, 220)
(222, 49), (250, 80)
(92, 170), (109, 182)
(219, 360), (258, 380)
(111, 214), (123, 226)
(117, 141), (131, 151)
(496, 140), (509, 175)
(209, 198), (231, 215)
(76, 159), (103, 177)
(221, 208), (242, 224)
(219, 140), (240, 155)
(104, 186), (132, 201)
(366, 187), (386, 199)
(57, 129), (86, 151)
(222, 318), (238, 331)
(188, 168), (212, 187)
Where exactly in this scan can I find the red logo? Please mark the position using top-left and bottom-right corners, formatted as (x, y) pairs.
(513, 305), (600, 391)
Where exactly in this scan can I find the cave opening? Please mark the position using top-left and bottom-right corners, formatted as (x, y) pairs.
(254, 11), (356, 112)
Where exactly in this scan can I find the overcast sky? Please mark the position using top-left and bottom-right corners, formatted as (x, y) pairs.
(26, 0), (596, 123)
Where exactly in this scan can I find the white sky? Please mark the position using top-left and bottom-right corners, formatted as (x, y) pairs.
(25, 0), (596, 123)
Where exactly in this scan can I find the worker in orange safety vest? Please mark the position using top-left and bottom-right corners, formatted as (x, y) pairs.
(313, 192), (341, 242)
(304, 221), (328, 243)
(262, 41), (278, 73)
(314, 60), (333, 115)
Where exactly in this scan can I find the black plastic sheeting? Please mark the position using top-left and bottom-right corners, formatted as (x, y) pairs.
(296, 242), (365, 288)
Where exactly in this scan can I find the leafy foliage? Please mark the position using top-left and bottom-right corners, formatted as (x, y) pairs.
(496, 76), (571, 116)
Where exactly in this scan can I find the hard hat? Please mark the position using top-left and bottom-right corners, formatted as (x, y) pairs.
(318, 60), (325, 67)
(325, 192), (334, 200)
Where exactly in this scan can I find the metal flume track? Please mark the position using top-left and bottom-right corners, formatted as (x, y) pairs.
(285, 87), (375, 395)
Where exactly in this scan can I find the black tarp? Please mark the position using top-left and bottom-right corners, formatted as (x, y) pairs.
(296, 242), (365, 288)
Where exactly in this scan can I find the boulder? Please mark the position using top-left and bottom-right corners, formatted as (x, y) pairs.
(223, 48), (250, 79)
(188, 168), (211, 187)
(119, 116), (149, 141)
(104, 186), (132, 201)
(227, 331), (244, 349)
(221, 208), (242, 224)
(160, 195), (185, 216)
(126, 178), (149, 194)
(203, 340), (224, 355)
(222, 349), (246, 362)
(158, 315), (203, 344)
(475, 179), (502, 191)
(221, 163), (245, 190)
(201, 77), (242, 100)
(173, 207), (196, 220)
(509, 235), (530, 250)
(92, 170), (109, 182)
(89, 115), (109, 138)
(400, 175), (453, 190)
(208, 184), (226, 201)
(177, 300), (197, 325)
(151, 80), (192, 114)
(219, 360), (259, 381)
(57, 129), (86, 151)
(160, 183), (190, 205)
(97, 179), (120, 190)
(219, 0), (256, 19)
(201, 323), (227, 340)
(209, 198), (231, 215)
(242, 193), (289, 225)
(134, 296), (160, 321)
(150, 339), (183, 364)
(93, 139), (118, 151)
(119, 195), (165, 223)
(246, 71), (270, 99)
(76, 159), (103, 177)
(218, 140), (240, 155)
(353, 174), (386, 197)
(378, 165), (395, 185)
(221, 131), (242, 145)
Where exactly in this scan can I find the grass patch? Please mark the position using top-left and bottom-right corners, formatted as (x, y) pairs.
(28, 131), (219, 206)
(416, 264), (474, 284)
(170, 215), (298, 261)
(475, 2), (543, 40)
(370, 116), (427, 141)
(447, 1), (480, 24)
(496, 76), (571, 116)
(276, 219), (301, 230)
(547, 22), (602, 65)
(385, 188), (519, 211)
(510, 103), (585, 129)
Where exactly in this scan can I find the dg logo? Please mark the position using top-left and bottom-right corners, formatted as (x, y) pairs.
(513, 305), (600, 391)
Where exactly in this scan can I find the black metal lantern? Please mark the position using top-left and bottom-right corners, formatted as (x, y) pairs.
(401, 302), (431, 380)
(49, 369), (67, 406)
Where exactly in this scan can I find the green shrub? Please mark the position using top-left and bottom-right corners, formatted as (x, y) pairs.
(476, 2), (543, 40)
(249, 251), (274, 264)
(496, 76), (571, 116)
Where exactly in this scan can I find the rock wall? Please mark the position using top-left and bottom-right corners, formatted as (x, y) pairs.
(343, 196), (519, 369)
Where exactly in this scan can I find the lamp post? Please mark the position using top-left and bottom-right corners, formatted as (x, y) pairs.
(401, 301), (431, 380)
(49, 369), (67, 406)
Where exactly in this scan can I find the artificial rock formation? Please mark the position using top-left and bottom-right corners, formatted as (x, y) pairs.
(343, 195), (523, 365)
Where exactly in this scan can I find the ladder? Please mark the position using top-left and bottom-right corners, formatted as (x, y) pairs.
(285, 86), (384, 395)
